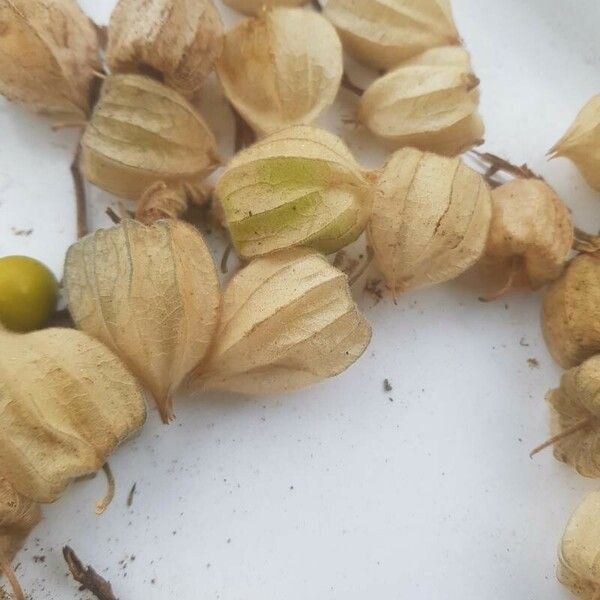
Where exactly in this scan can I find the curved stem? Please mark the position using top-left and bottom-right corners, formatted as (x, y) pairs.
(95, 463), (115, 515)
(529, 417), (594, 458)
(221, 243), (233, 275)
(478, 260), (520, 303)
(1, 559), (25, 600)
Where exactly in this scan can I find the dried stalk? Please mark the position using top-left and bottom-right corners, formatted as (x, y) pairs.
(63, 546), (117, 600)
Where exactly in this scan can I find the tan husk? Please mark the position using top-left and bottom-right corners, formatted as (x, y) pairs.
(542, 254), (600, 369)
(323, 0), (460, 70)
(223, 0), (308, 15)
(194, 248), (371, 394)
(81, 74), (219, 202)
(216, 125), (374, 259)
(106, 0), (223, 99)
(367, 148), (492, 294)
(483, 179), (574, 290)
(558, 490), (600, 599)
(0, 0), (100, 123)
(217, 8), (343, 136)
(550, 95), (600, 192)
(0, 326), (146, 503)
(358, 46), (483, 156)
(64, 219), (221, 423)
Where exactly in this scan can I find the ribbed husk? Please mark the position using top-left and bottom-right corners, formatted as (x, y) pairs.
(550, 95), (600, 192)
(106, 0), (223, 99)
(81, 74), (219, 201)
(217, 8), (343, 136)
(64, 219), (221, 423)
(0, 477), (41, 564)
(542, 255), (600, 369)
(358, 46), (484, 156)
(483, 179), (573, 289)
(0, 0), (100, 123)
(223, 0), (308, 15)
(558, 490), (600, 599)
(546, 356), (600, 478)
(367, 148), (492, 294)
(195, 248), (371, 394)
(216, 125), (373, 259)
(0, 327), (146, 503)
(323, 0), (460, 70)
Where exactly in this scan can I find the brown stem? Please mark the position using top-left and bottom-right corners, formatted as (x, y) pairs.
(341, 72), (365, 97)
(221, 242), (233, 274)
(95, 463), (115, 515)
(63, 546), (117, 600)
(529, 417), (594, 458)
(71, 141), (87, 239)
(349, 247), (374, 286)
(1, 560), (25, 600)
(478, 258), (521, 302)
(106, 207), (122, 225)
(469, 150), (542, 186)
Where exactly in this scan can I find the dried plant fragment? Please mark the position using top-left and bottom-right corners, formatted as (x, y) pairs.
(323, 0), (460, 70)
(358, 46), (483, 156)
(367, 148), (492, 294)
(223, 0), (308, 15)
(483, 179), (573, 290)
(0, 0), (100, 123)
(64, 219), (221, 423)
(195, 248), (371, 394)
(216, 125), (373, 259)
(542, 255), (600, 369)
(81, 74), (219, 202)
(107, 0), (223, 99)
(558, 490), (600, 599)
(217, 8), (343, 136)
(0, 327), (146, 503)
(550, 95), (600, 192)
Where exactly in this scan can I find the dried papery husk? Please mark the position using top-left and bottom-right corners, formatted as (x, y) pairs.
(223, 0), (308, 16)
(106, 0), (223, 99)
(0, 0), (99, 124)
(194, 248), (371, 394)
(0, 327), (146, 503)
(135, 181), (189, 225)
(367, 148), (492, 294)
(483, 179), (573, 290)
(64, 219), (221, 423)
(358, 47), (483, 156)
(558, 490), (600, 599)
(542, 255), (600, 369)
(323, 0), (460, 70)
(217, 8), (343, 136)
(216, 125), (373, 259)
(81, 74), (219, 202)
(550, 95), (600, 192)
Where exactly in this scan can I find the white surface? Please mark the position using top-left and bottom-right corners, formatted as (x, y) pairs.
(1, 1), (600, 599)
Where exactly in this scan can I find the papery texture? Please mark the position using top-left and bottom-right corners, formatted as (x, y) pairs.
(64, 219), (221, 422)
(217, 8), (343, 136)
(223, 0), (308, 15)
(196, 248), (371, 393)
(0, 327), (146, 503)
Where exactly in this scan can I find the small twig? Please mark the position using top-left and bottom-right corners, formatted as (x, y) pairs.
(221, 243), (233, 274)
(470, 150), (542, 187)
(1, 560), (25, 600)
(341, 72), (365, 97)
(106, 207), (122, 225)
(126, 483), (136, 508)
(95, 463), (115, 515)
(71, 141), (87, 239)
(529, 417), (594, 458)
(349, 247), (374, 286)
(63, 546), (117, 600)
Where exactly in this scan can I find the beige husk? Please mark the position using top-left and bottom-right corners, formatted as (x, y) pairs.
(194, 248), (371, 393)
(0, 0), (100, 123)
(217, 8), (343, 136)
(545, 356), (600, 478)
(216, 125), (374, 259)
(483, 179), (574, 290)
(358, 46), (483, 156)
(558, 490), (600, 599)
(81, 74), (219, 202)
(367, 148), (492, 294)
(64, 219), (221, 423)
(542, 255), (600, 369)
(106, 0), (223, 99)
(223, 0), (308, 15)
(323, 0), (460, 70)
(0, 327), (146, 503)
(550, 95), (600, 192)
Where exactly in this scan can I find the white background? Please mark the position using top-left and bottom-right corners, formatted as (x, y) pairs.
(2, 1), (600, 598)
